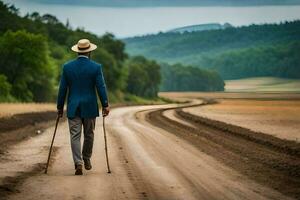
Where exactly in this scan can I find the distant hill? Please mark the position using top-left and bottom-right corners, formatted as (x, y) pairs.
(168, 23), (233, 34)
(124, 21), (300, 80)
(18, 0), (300, 7)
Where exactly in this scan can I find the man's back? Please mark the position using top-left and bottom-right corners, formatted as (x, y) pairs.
(65, 57), (98, 95)
(57, 56), (108, 118)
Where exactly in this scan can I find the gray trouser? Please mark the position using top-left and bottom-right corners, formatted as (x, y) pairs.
(68, 117), (96, 165)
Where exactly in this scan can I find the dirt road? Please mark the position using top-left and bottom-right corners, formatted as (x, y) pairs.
(1, 104), (295, 200)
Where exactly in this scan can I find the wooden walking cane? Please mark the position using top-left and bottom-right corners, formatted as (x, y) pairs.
(103, 116), (111, 173)
(45, 115), (60, 174)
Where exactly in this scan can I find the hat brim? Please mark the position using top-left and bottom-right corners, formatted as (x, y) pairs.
(71, 43), (97, 53)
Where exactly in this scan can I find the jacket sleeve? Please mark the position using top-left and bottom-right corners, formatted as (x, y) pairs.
(96, 64), (109, 107)
(57, 66), (68, 110)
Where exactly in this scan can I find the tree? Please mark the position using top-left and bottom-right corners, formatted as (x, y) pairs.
(8, 4), (19, 15)
(101, 33), (128, 62)
(92, 47), (126, 91)
(42, 14), (60, 24)
(29, 12), (41, 21)
(126, 62), (148, 96)
(126, 56), (161, 98)
(0, 74), (12, 101)
(0, 30), (55, 102)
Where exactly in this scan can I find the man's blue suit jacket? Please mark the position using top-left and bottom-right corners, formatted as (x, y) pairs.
(57, 56), (109, 118)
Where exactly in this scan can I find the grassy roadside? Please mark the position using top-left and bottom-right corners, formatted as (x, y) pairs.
(108, 92), (178, 107)
(0, 93), (177, 119)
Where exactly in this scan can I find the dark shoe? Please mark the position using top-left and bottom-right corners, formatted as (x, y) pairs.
(75, 164), (83, 175)
(84, 159), (92, 170)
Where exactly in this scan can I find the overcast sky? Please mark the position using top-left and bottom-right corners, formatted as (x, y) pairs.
(4, 0), (300, 37)
(6, 0), (300, 7)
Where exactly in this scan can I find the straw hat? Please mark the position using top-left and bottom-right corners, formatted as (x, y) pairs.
(71, 39), (97, 53)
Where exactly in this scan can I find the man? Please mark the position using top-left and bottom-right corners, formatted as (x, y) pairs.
(57, 39), (110, 175)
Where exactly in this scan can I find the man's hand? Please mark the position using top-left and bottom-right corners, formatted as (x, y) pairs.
(102, 106), (110, 117)
(57, 109), (63, 118)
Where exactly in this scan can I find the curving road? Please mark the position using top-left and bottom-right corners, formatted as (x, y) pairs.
(3, 104), (293, 200)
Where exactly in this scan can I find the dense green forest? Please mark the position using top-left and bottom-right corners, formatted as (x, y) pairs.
(207, 41), (300, 79)
(160, 63), (224, 91)
(0, 2), (161, 102)
(124, 21), (300, 79)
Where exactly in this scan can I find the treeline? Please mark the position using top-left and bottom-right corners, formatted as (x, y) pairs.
(0, 2), (160, 102)
(160, 63), (224, 91)
(126, 56), (161, 97)
(124, 20), (300, 79)
(207, 41), (300, 79)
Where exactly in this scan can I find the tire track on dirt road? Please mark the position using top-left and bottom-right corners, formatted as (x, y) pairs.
(148, 100), (300, 199)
